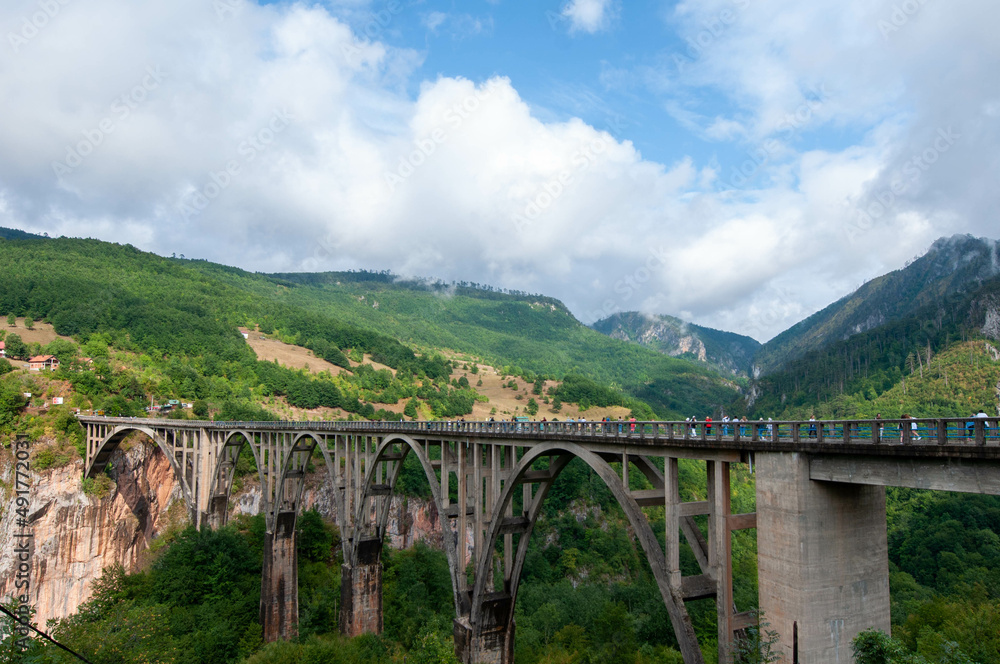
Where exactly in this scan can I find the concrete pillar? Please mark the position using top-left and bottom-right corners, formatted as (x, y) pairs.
(206, 495), (229, 530)
(260, 511), (298, 642)
(756, 452), (890, 663)
(340, 538), (384, 636)
(453, 595), (514, 664)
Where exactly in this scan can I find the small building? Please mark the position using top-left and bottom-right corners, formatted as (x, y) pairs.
(0, 341), (5, 358)
(29, 355), (60, 371)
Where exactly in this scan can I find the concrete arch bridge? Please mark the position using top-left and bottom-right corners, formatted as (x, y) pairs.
(78, 416), (1000, 664)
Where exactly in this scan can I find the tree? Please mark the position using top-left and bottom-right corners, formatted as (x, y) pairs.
(3, 334), (26, 360)
(193, 399), (209, 417)
(851, 628), (914, 664)
(404, 399), (418, 420)
(732, 613), (781, 663)
(6, 313), (14, 327)
(0, 599), (36, 663)
(23, 317), (33, 330)
(526, 398), (539, 416)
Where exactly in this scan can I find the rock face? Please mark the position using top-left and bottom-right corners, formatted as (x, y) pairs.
(0, 440), (183, 627)
(0, 441), (441, 627)
(592, 311), (760, 376)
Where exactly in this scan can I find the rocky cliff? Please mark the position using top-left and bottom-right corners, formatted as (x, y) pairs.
(0, 440), (441, 627)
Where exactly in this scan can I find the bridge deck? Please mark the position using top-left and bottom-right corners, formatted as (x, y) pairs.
(77, 416), (1000, 459)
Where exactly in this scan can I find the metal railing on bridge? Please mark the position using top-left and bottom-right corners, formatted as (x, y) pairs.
(125, 416), (1000, 447)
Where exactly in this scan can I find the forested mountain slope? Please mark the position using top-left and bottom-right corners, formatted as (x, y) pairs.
(592, 311), (760, 376)
(185, 265), (741, 417)
(743, 271), (1000, 416)
(0, 226), (45, 240)
(754, 234), (1000, 373)
(0, 236), (739, 418)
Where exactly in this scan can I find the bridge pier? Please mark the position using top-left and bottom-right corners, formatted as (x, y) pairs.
(260, 512), (299, 642)
(453, 608), (514, 664)
(756, 452), (890, 663)
(339, 538), (384, 636)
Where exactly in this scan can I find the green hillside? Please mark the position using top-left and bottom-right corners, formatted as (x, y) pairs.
(592, 311), (760, 376)
(0, 226), (45, 240)
(0, 236), (739, 419)
(744, 272), (1000, 418)
(184, 264), (742, 418)
(754, 234), (1000, 373)
(760, 340), (1000, 421)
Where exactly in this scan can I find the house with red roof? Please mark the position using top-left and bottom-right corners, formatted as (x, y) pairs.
(0, 341), (5, 358)
(29, 355), (60, 371)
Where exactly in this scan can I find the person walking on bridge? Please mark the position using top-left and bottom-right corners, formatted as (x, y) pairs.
(976, 408), (990, 440)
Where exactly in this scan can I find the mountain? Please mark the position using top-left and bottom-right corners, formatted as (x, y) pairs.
(754, 234), (1000, 374)
(0, 225), (47, 240)
(744, 270), (1000, 417)
(591, 311), (760, 376)
(0, 237), (742, 418)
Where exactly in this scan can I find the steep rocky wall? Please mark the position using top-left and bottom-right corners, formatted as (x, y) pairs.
(0, 440), (184, 627)
(0, 441), (441, 627)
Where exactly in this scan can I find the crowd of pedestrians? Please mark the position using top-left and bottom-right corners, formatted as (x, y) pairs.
(461, 409), (997, 442)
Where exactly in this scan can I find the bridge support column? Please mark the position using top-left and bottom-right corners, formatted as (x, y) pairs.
(453, 600), (514, 664)
(260, 512), (299, 642)
(756, 452), (890, 663)
(339, 538), (384, 636)
(206, 496), (228, 530)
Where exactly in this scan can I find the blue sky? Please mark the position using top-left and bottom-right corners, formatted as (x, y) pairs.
(1, 0), (997, 340)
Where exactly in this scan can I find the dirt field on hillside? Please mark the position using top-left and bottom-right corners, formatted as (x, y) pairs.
(445, 354), (631, 421)
(241, 330), (350, 376)
(3, 318), (73, 345)
(239, 337), (630, 422)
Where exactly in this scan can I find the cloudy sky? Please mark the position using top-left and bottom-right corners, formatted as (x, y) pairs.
(1, 0), (996, 340)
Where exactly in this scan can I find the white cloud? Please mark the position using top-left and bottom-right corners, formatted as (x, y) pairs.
(0, 0), (996, 343)
(561, 0), (616, 35)
(424, 11), (448, 32)
(421, 11), (491, 39)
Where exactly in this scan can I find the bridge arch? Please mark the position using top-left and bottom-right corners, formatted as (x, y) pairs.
(335, 433), (468, 638)
(271, 432), (322, 522)
(467, 443), (704, 664)
(205, 430), (267, 528)
(86, 425), (197, 517)
(355, 434), (459, 597)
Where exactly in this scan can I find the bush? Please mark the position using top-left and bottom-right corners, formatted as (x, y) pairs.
(81, 475), (116, 499)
